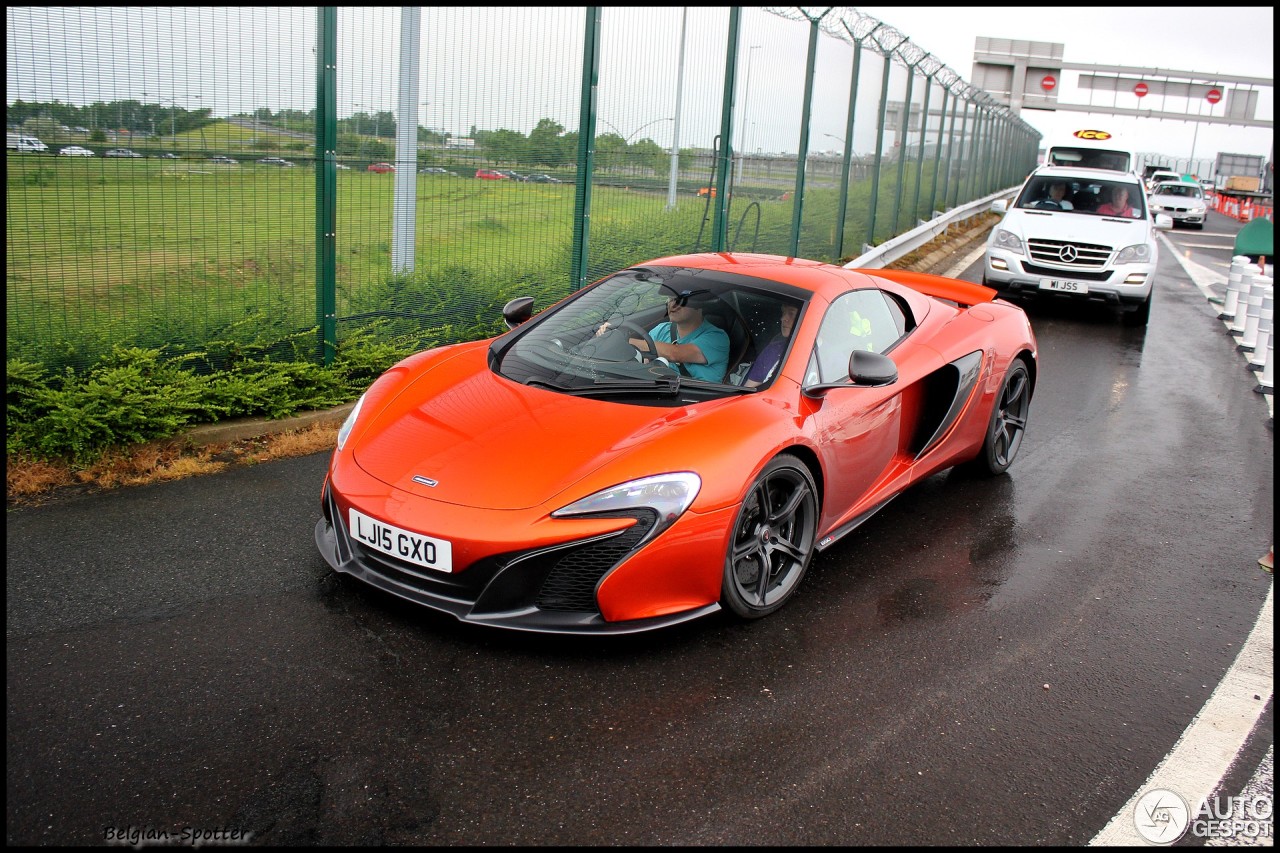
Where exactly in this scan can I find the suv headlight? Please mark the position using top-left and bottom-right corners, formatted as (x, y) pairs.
(991, 228), (1025, 255)
(1115, 243), (1154, 265)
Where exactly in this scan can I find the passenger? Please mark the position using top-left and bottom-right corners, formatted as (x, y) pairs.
(1097, 185), (1140, 218)
(745, 304), (800, 387)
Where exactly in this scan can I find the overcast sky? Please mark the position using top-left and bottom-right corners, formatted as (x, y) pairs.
(857, 5), (1274, 164)
(8, 6), (1273, 169)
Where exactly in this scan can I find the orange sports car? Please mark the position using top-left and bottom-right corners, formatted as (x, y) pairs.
(315, 253), (1038, 634)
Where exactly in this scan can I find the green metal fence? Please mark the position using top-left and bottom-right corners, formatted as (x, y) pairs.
(6, 6), (1039, 375)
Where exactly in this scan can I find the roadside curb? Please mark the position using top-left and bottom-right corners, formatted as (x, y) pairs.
(165, 402), (355, 449)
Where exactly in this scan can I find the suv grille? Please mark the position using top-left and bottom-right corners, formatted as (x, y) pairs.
(1026, 238), (1112, 270)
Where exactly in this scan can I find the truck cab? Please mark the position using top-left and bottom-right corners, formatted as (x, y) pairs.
(1045, 129), (1135, 177)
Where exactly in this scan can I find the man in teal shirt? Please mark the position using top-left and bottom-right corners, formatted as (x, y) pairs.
(631, 294), (731, 382)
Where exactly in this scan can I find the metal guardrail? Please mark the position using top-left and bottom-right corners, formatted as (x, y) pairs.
(844, 186), (1017, 270)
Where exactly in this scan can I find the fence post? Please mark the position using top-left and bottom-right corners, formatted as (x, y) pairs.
(314, 6), (338, 366)
(570, 7), (602, 291)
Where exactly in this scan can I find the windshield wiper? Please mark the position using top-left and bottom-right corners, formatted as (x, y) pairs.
(526, 377), (682, 397)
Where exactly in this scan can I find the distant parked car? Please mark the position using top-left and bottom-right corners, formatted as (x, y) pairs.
(59, 145), (95, 157)
(258, 157), (295, 167)
(527, 174), (564, 183)
(497, 170), (529, 181)
(335, 163), (352, 170)
(208, 155), (238, 165)
(475, 168), (507, 180)
(367, 162), (395, 173)
(104, 148), (143, 158)
(154, 152), (179, 159)
(419, 166), (454, 175)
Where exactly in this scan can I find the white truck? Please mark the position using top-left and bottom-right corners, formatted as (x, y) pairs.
(6, 133), (49, 153)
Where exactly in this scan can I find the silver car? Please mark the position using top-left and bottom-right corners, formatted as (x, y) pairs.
(1147, 181), (1207, 230)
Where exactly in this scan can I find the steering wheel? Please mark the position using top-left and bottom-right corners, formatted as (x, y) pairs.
(1033, 199), (1062, 209)
(618, 321), (660, 363)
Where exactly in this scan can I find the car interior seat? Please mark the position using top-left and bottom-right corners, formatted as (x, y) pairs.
(703, 303), (753, 382)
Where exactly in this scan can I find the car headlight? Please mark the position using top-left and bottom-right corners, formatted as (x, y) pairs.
(552, 473), (701, 540)
(1115, 243), (1154, 265)
(992, 228), (1025, 255)
(336, 393), (367, 451)
(1191, 205), (1206, 213)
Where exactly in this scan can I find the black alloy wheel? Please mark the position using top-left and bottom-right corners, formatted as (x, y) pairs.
(722, 454), (819, 619)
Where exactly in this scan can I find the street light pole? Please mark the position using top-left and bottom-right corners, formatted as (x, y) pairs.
(737, 44), (762, 182)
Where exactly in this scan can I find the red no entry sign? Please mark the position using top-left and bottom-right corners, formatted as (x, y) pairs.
(1041, 75), (1057, 92)
(1134, 82), (1148, 97)
(1206, 88), (1222, 104)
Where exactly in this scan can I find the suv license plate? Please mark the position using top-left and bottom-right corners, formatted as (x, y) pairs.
(1039, 278), (1090, 294)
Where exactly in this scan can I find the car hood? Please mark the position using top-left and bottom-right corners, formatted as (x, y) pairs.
(351, 351), (722, 511)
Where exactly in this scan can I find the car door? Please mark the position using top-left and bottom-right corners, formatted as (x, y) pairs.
(801, 289), (911, 530)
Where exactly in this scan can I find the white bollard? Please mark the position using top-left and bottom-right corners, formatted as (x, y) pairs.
(1221, 255), (1252, 320)
(1239, 275), (1269, 350)
(1227, 262), (1257, 333)
(1257, 332), (1273, 393)
(1249, 285), (1273, 370)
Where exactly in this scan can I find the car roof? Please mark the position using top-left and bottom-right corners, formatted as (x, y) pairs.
(637, 252), (886, 302)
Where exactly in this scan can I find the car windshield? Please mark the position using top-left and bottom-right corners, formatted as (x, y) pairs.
(1015, 175), (1147, 218)
(493, 267), (807, 400)
(1154, 183), (1202, 198)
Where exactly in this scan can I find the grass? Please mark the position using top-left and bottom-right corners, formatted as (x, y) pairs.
(5, 218), (992, 510)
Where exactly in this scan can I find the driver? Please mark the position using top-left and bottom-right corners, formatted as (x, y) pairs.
(1046, 181), (1073, 209)
(598, 293), (730, 381)
(636, 293), (730, 382)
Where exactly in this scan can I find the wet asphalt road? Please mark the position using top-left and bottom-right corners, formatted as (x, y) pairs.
(6, 211), (1273, 845)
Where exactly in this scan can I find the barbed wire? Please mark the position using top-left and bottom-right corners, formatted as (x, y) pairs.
(764, 6), (1037, 135)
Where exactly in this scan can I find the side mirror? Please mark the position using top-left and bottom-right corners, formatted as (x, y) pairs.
(991, 199), (1008, 214)
(1153, 213), (1174, 231)
(502, 296), (535, 329)
(848, 349), (898, 386)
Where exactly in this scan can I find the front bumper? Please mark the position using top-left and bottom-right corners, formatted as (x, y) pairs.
(1154, 208), (1206, 225)
(315, 465), (730, 634)
(984, 248), (1154, 308)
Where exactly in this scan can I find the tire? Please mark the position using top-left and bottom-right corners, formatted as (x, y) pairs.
(1122, 293), (1151, 327)
(721, 454), (819, 619)
(965, 358), (1032, 476)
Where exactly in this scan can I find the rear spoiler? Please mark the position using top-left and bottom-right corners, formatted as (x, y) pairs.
(870, 269), (998, 307)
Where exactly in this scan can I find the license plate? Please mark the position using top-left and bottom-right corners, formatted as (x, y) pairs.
(349, 508), (453, 572)
(1039, 278), (1090, 294)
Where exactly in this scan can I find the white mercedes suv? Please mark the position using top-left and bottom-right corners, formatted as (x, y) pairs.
(983, 166), (1173, 327)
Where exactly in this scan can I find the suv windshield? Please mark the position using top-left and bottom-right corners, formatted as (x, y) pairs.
(1016, 175), (1147, 219)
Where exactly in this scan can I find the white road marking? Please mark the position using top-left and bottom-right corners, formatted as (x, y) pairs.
(1091, 586), (1273, 845)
